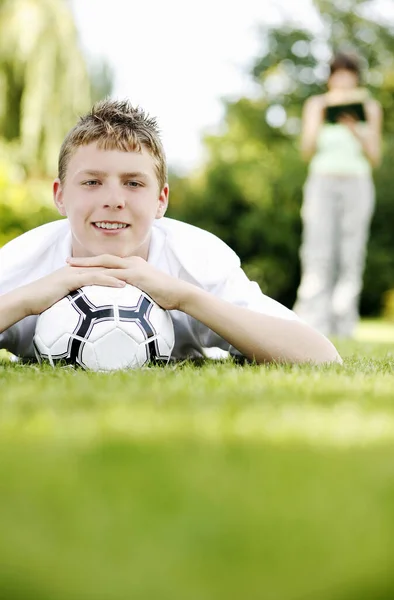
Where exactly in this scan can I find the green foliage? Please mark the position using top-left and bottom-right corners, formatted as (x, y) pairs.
(89, 58), (115, 104)
(382, 289), (394, 321)
(362, 135), (394, 314)
(0, 152), (59, 247)
(170, 114), (305, 304)
(168, 0), (394, 314)
(0, 0), (108, 178)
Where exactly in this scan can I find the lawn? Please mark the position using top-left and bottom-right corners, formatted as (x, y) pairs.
(1, 320), (394, 600)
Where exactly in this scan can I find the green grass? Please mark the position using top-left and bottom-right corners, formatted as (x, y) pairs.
(1, 320), (394, 600)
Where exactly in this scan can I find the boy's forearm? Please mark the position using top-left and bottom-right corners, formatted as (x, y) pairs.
(179, 287), (341, 365)
(0, 287), (32, 334)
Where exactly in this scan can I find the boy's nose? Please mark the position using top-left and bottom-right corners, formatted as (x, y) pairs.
(103, 191), (126, 209)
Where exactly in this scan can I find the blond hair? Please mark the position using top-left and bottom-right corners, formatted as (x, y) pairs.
(58, 99), (167, 189)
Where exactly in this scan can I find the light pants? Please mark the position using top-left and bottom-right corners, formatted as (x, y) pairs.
(294, 174), (375, 338)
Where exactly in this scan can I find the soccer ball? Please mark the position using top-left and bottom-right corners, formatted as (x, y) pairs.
(33, 284), (175, 371)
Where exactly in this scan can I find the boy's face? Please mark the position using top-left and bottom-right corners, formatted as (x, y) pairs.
(53, 142), (168, 259)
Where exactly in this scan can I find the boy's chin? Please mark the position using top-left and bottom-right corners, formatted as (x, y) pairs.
(88, 240), (147, 259)
(72, 232), (150, 259)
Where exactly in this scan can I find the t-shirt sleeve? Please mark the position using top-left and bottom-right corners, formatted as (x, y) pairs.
(215, 267), (299, 319)
(0, 324), (17, 353)
(0, 256), (17, 352)
(0, 330), (9, 350)
(196, 266), (300, 354)
(0, 275), (10, 351)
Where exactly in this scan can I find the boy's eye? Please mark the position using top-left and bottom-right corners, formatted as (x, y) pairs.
(83, 180), (100, 186)
(125, 181), (141, 187)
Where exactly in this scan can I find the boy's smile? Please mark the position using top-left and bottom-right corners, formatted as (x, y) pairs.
(92, 221), (129, 232)
(53, 142), (168, 258)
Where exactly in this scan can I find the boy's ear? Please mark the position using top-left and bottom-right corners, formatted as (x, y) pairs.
(155, 183), (169, 219)
(53, 179), (67, 216)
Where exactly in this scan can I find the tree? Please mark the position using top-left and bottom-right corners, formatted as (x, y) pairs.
(0, 0), (92, 177)
(89, 58), (115, 105)
(168, 0), (394, 314)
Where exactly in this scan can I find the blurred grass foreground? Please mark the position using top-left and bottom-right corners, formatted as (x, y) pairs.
(1, 326), (394, 600)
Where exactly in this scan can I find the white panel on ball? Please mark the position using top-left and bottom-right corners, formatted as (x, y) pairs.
(85, 320), (117, 343)
(77, 285), (122, 307)
(36, 298), (80, 347)
(80, 284), (144, 312)
(148, 307), (175, 349)
(154, 336), (172, 360)
(91, 329), (140, 371)
(116, 320), (148, 345)
(33, 333), (50, 361)
(135, 341), (150, 368)
(48, 333), (74, 358)
(79, 339), (99, 371)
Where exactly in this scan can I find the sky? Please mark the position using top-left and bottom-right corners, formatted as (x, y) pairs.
(70, 0), (393, 174)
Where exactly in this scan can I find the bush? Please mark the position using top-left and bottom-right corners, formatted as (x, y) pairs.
(0, 159), (60, 248)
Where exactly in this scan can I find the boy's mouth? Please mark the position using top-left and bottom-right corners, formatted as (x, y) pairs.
(92, 221), (130, 231)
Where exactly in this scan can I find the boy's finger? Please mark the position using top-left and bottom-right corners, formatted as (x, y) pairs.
(80, 273), (126, 287)
(67, 255), (125, 268)
(102, 277), (127, 288)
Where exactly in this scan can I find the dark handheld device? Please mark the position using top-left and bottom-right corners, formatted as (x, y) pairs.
(325, 102), (366, 123)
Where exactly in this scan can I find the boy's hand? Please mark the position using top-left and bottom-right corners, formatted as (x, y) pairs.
(26, 264), (127, 316)
(66, 255), (190, 311)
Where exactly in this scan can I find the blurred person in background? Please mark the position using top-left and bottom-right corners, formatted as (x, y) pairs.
(293, 52), (382, 338)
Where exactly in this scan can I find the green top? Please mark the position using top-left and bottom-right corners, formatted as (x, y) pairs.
(309, 123), (371, 176)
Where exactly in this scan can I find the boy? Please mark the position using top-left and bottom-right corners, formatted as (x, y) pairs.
(0, 99), (341, 365)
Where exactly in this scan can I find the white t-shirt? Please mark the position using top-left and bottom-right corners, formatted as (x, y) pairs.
(0, 217), (299, 359)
